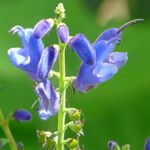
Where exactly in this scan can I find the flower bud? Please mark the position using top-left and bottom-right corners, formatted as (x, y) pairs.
(145, 139), (150, 150)
(13, 109), (31, 122)
(68, 108), (81, 121)
(55, 3), (65, 19)
(66, 138), (79, 149)
(108, 141), (120, 150)
(33, 19), (54, 39)
(69, 120), (84, 136)
(57, 23), (69, 43)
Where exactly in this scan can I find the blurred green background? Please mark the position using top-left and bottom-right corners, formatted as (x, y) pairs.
(0, 0), (150, 149)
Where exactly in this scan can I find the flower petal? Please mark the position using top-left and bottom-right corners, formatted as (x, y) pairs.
(33, 19), (53, 39)
(107, 52), (128, 69)
(95, 28), (122, 43)
(70, 34), (96, 66)
(57, 23), (69, 43)
(9, 26), (45, 76)
(35, 80), (59, 120)
(93, 38), (119, 62)
(8, 48), (33, 72)
(30, 46), (58, 81)
(73, 62), (118, 93)
(145, 139), (150, 150)
(93, 62), (118, 83)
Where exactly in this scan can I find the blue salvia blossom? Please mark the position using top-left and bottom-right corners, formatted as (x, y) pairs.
(8, 19), (56, 81)
(8, 19), (60, 120)
(145, 139), (150, 150)
(70, 27), (128, 93)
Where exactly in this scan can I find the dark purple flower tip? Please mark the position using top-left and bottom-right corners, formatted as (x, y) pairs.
(33, 19), (54, 39)
(57, 23), (69, 43)
(145, 138), (150, 150)
(108, 141), (117, 150)
(69, 34), (96, 66)
(13, 109), (31, 122)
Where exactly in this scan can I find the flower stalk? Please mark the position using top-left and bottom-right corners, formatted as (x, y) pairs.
(0, 109), (17, 150)
(57, 43), (67, 150)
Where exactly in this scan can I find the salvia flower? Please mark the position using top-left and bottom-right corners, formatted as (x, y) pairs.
(71, 24), (142, 92)
(8, 20), (60, 120)
(8, 22), (58, 81)
(13, 109), (31, 122)
(57, 23), (69, 43)
(145, 138), (150, 150)
(71, 33), (126, 92)
(70, 19), (143, 93)
(35, 79), (59, 120)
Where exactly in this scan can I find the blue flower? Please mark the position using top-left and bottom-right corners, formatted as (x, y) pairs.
(107, 141), (117, 150)
(33, 19), (54, 39)
(71, 28), (128, 92)
(70, 34), (96, 66)
(57, 23), (69, 43)
(13, 109), (31, 122)
(8, 20), (59, 120)
(35, 80), (59, 120)
(145, 139), (150, 150)
(8, 20), (58, 81)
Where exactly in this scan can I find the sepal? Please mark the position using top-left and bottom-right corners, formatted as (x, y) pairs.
(65, 138), (79, 149)
(67, 108), (81, 121)
(69, 120), (84, 136)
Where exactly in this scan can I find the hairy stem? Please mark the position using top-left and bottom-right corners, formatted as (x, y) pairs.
(57, 43), (66, 150)
(0, 109), (17, 150)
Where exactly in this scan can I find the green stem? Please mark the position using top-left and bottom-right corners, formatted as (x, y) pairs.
(0, 109), (17, 150)
(57, 43), (66, 150)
